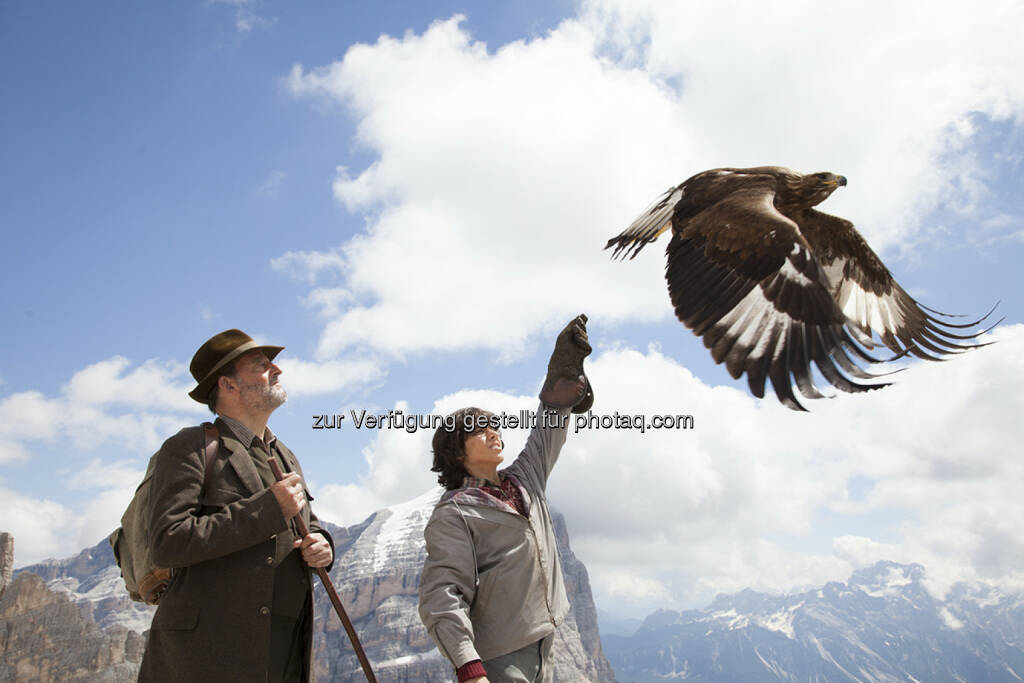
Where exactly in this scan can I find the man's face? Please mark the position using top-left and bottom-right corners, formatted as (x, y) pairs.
(233, 350), (286, 412)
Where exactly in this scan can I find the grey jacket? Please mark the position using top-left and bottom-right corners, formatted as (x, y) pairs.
(418, 404), (571, 666)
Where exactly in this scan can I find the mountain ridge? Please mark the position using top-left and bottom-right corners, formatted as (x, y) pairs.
(5, 488), (615, 682)
(604, 560), (1024, 682)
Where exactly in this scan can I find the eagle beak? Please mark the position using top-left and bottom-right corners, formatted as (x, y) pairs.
(837, 175), (847, 186)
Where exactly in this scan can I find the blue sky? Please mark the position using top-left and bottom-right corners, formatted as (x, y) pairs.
(3, 0), (1023, 619)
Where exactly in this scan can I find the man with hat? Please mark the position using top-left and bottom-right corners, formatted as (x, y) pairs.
(139, 329), (333, 683)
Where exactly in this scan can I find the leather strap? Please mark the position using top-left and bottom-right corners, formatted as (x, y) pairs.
(201, 422), (219, 487)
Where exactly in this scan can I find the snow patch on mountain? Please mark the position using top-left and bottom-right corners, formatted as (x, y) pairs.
(758, 601), (802, 639)
(370, 487), (440, 573)
(708, 607), (749, 631)
(941, 607), (964, 630)
(856, 564), (916, 598)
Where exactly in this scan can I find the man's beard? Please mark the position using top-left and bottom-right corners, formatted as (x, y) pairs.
(239, 379), (287, 411)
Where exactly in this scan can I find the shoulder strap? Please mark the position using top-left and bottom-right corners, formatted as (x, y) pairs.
(201, 422), (219, 487)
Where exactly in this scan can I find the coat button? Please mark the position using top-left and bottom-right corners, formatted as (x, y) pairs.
(259, 606), (270, 616)
(265, 556), (274, 566)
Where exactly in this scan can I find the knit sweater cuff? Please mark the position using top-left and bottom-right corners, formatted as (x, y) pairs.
(456, 660), (487, 682)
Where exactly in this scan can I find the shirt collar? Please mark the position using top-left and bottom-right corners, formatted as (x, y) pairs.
(461, 472), (505, 489)
(218, 414), (277, 449)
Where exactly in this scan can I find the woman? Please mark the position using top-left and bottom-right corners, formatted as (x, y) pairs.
(418, 315), (593, 683)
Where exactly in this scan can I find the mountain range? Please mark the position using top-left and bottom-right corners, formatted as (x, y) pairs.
(602, 561), (1024, 682)
(1, 489), (614, 682)
(5, 494), (1024, 682)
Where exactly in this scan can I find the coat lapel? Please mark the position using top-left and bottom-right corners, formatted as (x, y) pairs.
(213, 421), (263, 496)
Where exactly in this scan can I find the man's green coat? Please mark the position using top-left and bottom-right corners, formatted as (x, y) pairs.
(138, 418), (331, 682)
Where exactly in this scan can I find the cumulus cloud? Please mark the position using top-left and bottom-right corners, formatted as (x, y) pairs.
(62, 357), (194, 410)
(271, 249), (346, 285)
(1, 457), (145, 566)
(311, 325), (1024, 613)
(286, 13), (682, 361)
(209, 0), (276, 36)
(556, 325), (1024, 611)
(0, 484), (75, 565)
(283, 3), (1024, 365)
(0, 358), (200, 458)
(275, 357), (386, 398)
(0, 350), (386, 463)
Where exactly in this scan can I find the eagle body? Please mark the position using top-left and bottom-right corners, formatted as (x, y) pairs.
(606, 166), (993, 410)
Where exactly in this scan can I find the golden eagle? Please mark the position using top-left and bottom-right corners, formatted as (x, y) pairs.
(606, 166), (997, 411)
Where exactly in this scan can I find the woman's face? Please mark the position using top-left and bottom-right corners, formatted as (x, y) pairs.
(462, 426), (504, 472)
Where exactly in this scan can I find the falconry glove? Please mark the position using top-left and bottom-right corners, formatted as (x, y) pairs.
(539, 314), (594, 413)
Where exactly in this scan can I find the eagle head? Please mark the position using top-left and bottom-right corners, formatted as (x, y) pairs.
(799, 171), (847, 207)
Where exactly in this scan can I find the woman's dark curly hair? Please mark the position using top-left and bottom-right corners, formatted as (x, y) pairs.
(431, 407), (496, 490)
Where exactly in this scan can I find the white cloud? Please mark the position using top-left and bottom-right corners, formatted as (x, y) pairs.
(275, 357), (386, 398)
(283, 4), (1024, 365)
(67, 458), (146, 492)
(303, 287), (355, 320)
(0, 350), (386, 467)
(62, 357), (193, 411)
(209, 0), (275, 35)
(0, 484), (75, 566)
(257, 169), (286, 197)
(0, 391), (60, 442)
(833, 536), (908, 568)
(198, 305), (218, 322)
(0, 357), (201, 458)
(1, 457), (144, 567)
(271, 250), (347, 285)
(0, 440), (32, 465)
(286, 13), (682, 361)
(235, 9), (275, 35)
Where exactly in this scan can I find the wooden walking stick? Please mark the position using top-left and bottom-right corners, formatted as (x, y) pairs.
(269, 457), (378, 683)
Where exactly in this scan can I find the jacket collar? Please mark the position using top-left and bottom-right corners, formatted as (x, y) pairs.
(439, 471), (532, 516)
(214, 417), (264, 496)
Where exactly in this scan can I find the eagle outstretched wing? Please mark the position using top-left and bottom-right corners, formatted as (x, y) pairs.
(606, 167), (997, 411)
(799, 209), (998, 361)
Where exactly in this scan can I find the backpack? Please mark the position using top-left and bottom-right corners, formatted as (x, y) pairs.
(108, 422), (219, 604)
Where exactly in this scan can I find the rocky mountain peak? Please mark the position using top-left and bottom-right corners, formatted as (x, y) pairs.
(0, 532), (12, 598)
(848, 560), (926, 595)
(0, 535), (144, 682)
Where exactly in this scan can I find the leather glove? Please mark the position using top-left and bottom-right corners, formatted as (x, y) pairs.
(539, 314), (594, 413)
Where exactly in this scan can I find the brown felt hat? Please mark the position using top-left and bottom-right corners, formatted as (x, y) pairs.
(188, 329), (284, 403)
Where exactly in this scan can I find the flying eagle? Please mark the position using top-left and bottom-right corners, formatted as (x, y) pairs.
(606, 166), (996, 411)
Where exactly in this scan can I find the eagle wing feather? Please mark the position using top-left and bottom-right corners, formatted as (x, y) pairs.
(798, 209), (999, 360)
